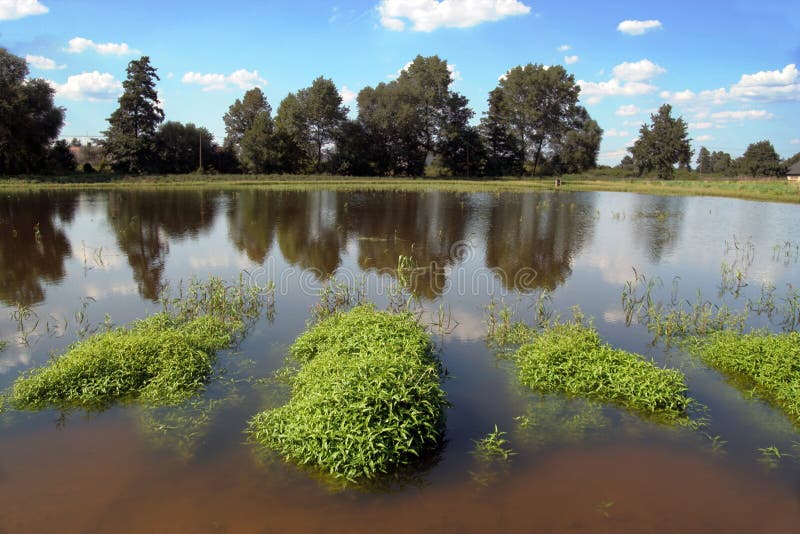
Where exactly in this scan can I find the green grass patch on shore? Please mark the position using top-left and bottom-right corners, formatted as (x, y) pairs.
(11, 276), (265, 411)
(248, 305), (447, 483)
(690, 330), (800, 424)
(514, 321), (692, 423)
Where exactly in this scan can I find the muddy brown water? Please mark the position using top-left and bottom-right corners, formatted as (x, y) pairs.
(0, 189), (799, 532)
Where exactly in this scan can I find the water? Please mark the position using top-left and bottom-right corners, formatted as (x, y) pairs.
(0, 188), (799, 532)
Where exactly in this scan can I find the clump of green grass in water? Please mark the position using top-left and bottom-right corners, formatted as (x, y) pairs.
(514, 321), (692, 424)
(472, 425), (516, 461)
(248, 305), (447, 483)
(11, 276), (267, 411)
(690, 330), (800, 424)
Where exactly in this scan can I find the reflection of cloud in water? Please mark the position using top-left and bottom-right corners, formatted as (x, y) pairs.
(188, 253), (254, 271)
(0, 346), (32, 375)
(602, 309), (627, 324)
(82, 281), (139, 299)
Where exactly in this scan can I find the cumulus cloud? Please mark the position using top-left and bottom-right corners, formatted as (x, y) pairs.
(378, 0), (531, 32)
(25, 54), (65, 70)
(578, 78), (657, 104)
(696, 134), (714, 142)
(182, 69), (267, 91)
(65, 37), (139, 56)
(557, 44), (571, 52)
(612, 59), (665, 82)
(617, 19), (662, 36)
(339, 85), (357, 104)
(689, 121), (713, 129)
(711, 110), (774, 121)
(49, 71), (122, 101)
(615, 104), (640, 116)
(0, 0), (48, 20)
(564, 55), (579, 65)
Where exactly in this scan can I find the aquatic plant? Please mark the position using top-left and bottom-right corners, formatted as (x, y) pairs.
(471, 425), (516, 461)
(514, 321), (692, 423)
(11, 276), (267, 411)
(690, 330), (800, 424)
(248, 305), (447, 483)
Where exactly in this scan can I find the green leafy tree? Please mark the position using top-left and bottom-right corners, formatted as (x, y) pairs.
(696, 146), (711, 174)
(0, 49), (65, 174)
(273, 93), (310, 173)
(103, 56), (164, 173)
(629, 104), (692, 179)
(736, 140), (785, 177)
(239, 113), (276, 173)
(155, 121), (216, 173)
(710, 150), (732, 174)
(437, 93), (485, 177)
(223, 87), (272, 154)
(784, 151), (800, 169)
(550, 108), (603, 174)
(479, 88), (525, 176)
(46, 140), (77, 174)
(485, 64), (589, 175)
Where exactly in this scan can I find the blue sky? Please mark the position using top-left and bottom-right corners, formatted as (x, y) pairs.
(3, 0), (799, 165)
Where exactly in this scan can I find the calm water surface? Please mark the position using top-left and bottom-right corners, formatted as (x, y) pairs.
(0, 188), (799, 532)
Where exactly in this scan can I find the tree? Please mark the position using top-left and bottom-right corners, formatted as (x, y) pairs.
(273, 93), (310, 173)
(239, 113), (276, 173)
(298, 77), (349, 173)
(0, 49), (65, 174)
(629, 104), (692, 179)
(736, 140), (785, 178)
(155, 121), (216, 173)
(46, 140), (77, 174)
(480, 88), (525, 176)
(103, 56), (164, 173)
(549, 108), (603, 174)
(696, 146), (711, 174)
(710, 150), (732, 174)
(223, 87), (272, 154)
(784, 151), (800, 169)
(485, 64), (589, 175)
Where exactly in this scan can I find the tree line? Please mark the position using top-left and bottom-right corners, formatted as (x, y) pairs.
(1, 47), (795, 179)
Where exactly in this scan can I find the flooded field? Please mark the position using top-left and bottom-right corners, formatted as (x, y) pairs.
(1, 188), (799, 532)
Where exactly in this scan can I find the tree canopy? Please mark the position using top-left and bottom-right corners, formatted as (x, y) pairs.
(736, 140), (785, 178)
(629, 104), (692, 179)
(103, 56), (164, 173)
(0, 48), (65, 175)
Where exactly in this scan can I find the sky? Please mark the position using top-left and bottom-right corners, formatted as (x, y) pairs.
(2, 0), (799, 165)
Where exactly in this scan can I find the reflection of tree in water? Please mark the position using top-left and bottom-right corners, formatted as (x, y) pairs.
(485, 193), (596, 291)
(631, 196), (685, 263)
(0, 191), (78, 306)
(226, 190), (278, 263)
(345, 191), (471, 299)
(107, 190), (217, 300)
(275, 191), (346, 277)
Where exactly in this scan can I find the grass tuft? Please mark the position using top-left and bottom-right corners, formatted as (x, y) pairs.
(11, 276), (266, 411)
(514, 321), (692, 423)
(690, 330), (800, 423)
(248, 305), (447, 483)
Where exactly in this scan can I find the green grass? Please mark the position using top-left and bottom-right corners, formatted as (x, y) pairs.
(11, 275), (266, 411)
(514, 321), (692, 423)
(248, 305), (447, 483)
(1, 173), (798, 203)
(690, 330), (800, 424)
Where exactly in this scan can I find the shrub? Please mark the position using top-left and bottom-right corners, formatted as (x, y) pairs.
(248, 305), (447, 482)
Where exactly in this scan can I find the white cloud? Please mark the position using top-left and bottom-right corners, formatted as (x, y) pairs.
(0, 0), (48, 20)
(448, 63), (462, 81)
(605, 128), (629, 137)
(557, 44), (571, 52)
(660, 89), (695, 102)
(689, 121), (713, 129)
(711, 109), (774, 121)
(612, 59), (665, 82)
(49, 71), (122, 101)
(65, 37), (139, 56)
(696, 134), (714, 142)
(791, 139), (800, 145)
(378, 0), (531, 32)
(182, 69), (267, 91)
(564, 55), (579, 65)
(339, 85), (357, 104)
(25, 54), (65, 70)
(578, 78), (657, 104)
(615, 104), (640, 116)
(598, 148), (629, 165)
(617, 19), (662, 36)
(737, 63), (798, 87)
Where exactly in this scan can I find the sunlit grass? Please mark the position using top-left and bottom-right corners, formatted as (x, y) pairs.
(248, 304), (447, 483)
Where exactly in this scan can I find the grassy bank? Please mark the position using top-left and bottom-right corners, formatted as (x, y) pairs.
(1, 173), (798, 203)
(248, 305), (447, 483)
(514, 321), (693, 423)
(690, 331), (800, 424)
